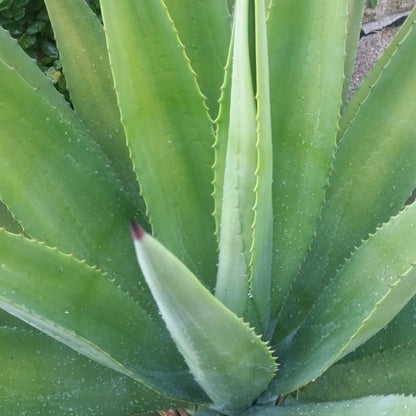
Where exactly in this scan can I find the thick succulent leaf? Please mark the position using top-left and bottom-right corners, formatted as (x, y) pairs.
(215, 0), (258, 320)
(0, 28), (143, 298)
(247, 0), (274, 335)
(277, 9), (416, 339)
(163, 0), (231, 119)
(44, 0), (145, 211)
(271, 202), (416, 395)
(299, 343), (416, 402)
(100, 0), (217, 290)
(0, 26), (75, 115)
(242, 396), (416, 416)
(0, 327), (180, 416)
(131, 223), (277, 413)
(212, 33), (233, 239)
(267, 0), (349, 320)
(343, 296), (416, 362)
(0, 229), (205, 402)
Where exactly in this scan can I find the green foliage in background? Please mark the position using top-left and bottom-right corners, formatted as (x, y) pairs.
(0, 0), (100, 99)
(1, 0), (416, 415)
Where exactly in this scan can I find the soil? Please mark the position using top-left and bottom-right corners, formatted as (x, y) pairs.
(351, 0), (416, 94)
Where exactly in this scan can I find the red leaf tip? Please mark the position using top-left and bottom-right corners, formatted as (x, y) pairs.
(130, 220), (145, 240)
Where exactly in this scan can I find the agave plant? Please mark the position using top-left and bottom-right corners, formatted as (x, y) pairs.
(1, 0), (416, 414)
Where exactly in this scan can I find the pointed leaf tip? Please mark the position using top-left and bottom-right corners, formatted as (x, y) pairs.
(130, 220), (145, 240)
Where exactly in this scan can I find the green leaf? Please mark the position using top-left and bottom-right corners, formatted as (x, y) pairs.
(272, 202), (416, 394)
(242, 396), (416, 416)
(43, 0), (145, 212)
(0, 27), (143, 298)
(0, 327), (181, 416)
(299, 343), (416, 402)
(0, 229), (205, 402)
(343, 296), (416, 362)
(215, 0), (258, 320)
(0, 25), (72, 118)
(131, 223), (277, 413)
(277, 9), (416, 340)
(267, 0), (349, 321)
(163, 0), (231, 119)
(101, 0), (217, 290)
(212, 33), (234, 240)
(247, 0), (274, 335)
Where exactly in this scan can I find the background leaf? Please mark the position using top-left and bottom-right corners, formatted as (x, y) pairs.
(101, 0), (218, 290)
(0, 27), (143, 297)
(272, 202), (416, 395)
(0, 327), (181, 416)
(242, 396), (416, 416)
(267, 0), (350, 323)
(277, 8), (416, 340)
(299, 343), (416, 402)
(44, 0), (145, 212)
(0, 229), (205, 401)
(163, 0), (231, 119)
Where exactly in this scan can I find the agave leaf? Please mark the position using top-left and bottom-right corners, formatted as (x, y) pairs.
(267, 0), (350, 320)
(0, 28), (144, 298)
(163, 0), (231, 119)
(43, 0), (145, 210)
(0, 327), (181, 416)
(343, 296), (416, 362)
(131, 223), (277, 413)
(272, 202), (416, 394)
(215, 0), (258, 319)
(0, 229), (205, 402)
(277, 8), (416, 339)
(212, 33), (234, 239)
(242, 396), (416, 416)
(299, 343), (416, 402)
(0, 26), (74, 115)
(100, 0), (217, 290)
(246, 0), (273, 335)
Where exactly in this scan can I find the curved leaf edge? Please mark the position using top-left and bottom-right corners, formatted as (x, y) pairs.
(291, 199), (416, 349)
(271, 0), (351, 327)
(269, 201), (416, 396)
(243, 395), (416, 416)
(0, 228), (186, 400)
(299, 341), (416, 402)
(131, 222), (278, 413)
(162, 0), (220, 122)
(338, 6), (416, 141)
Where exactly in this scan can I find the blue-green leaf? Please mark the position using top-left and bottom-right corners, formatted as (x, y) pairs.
(131, 223), (277, 413)
(0, 327), (181, 416)
(243, 396), (416, 416)
(273, 202), (416, 394)
(0, 229), (204, 401)
(101, 0), (217, 290)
